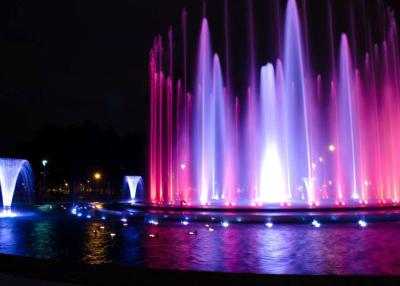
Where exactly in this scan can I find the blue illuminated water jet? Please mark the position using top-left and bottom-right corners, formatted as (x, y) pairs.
(0, 158), (33, 215)
(124, 176), (144, 202)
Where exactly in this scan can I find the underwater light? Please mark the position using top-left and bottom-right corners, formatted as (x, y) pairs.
(265, 222), (274, 228)
(148, 219), (159, 225)
(0, 210), (17, 218)
(312, 219), (321, 228)
(358, 220), (367, 227)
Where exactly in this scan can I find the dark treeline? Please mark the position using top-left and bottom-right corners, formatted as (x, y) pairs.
(7, 121), (146, 192)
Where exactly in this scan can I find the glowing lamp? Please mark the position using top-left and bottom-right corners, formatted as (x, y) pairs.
(93, 172), (102, 180)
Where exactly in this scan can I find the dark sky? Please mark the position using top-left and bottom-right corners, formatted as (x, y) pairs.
(1, 0), (400, 152)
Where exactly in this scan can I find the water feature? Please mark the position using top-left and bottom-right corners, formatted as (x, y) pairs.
(124, 176), (144, 202)
(148, 0), (400, 208)
(0, 158), (33, 215)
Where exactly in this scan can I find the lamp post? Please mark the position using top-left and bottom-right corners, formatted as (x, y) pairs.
(41, 159), (48, 204)
(93, 172), (102, 195)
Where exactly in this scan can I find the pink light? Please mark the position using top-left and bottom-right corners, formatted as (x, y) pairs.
(147, 1), (400, 209)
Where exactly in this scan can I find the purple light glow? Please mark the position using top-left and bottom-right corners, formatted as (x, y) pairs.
(148, 0), (400, 208)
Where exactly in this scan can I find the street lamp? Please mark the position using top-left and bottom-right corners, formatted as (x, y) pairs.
(42, 159), (48, 167)
(93, 172), (102, 194)
(41, 159), (48, 204)
(93, 172), (102, 181)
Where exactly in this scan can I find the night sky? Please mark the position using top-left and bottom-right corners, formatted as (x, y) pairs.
(1, 0), (400, 152)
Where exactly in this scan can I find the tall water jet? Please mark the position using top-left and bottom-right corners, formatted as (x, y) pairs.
(338, 34), (360, 201)
(283, 0), (313, 204)
(193, 18), (213, 205)
(0, 158), (33, 214)
(259, 64), (286, 203)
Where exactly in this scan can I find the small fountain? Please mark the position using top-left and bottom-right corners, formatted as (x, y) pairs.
(0, 158), (33, 216)
(124, 176), (144, 202)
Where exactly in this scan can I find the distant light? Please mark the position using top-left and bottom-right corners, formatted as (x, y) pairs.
(318, 157), (324, 163)
(180, 163), (187, 170)
(71, 207), (77, 215)
(86, 214), (92, 219)
(110, 233), (116, 238)
(42, 160), (48, 167)
(188, 231), (197, 235)
(208, 227), (215, 232)
(77, 213), (82, 217)
(123, 223), (128, 227)
(93, 172), (102, 180)
(358, 220), (367, 228)
(221, 221), (229, 228)
(100, 226), (105, 230)
(181, 220), (189, 226)
(120, 218), (128, 223)
(265, 222), (274, 228)
(312, 219), (321, 228)
(328, 144), (336, 152)
(101, 216), (106, 220)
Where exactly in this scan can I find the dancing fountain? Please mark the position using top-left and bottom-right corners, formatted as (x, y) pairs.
(0, 158), (33, 216)
(148, 0), (400, 209)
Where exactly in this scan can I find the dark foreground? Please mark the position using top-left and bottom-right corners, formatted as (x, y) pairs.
(1, 254), (400, 286)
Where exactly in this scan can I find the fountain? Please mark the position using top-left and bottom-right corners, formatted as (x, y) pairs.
(0, 158), (33, 215)
(124, 176), (144, 202)
(148, 0), (400, 208)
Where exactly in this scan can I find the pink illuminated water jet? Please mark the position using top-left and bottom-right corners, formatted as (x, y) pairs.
(148, 0), (400, 208)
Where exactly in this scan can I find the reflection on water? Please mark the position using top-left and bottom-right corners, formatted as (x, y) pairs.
(0, 219), (20, 255)
(31, 221), (54, 259)
(82, 222), (112, 264)
(1, 213), (400, 275)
